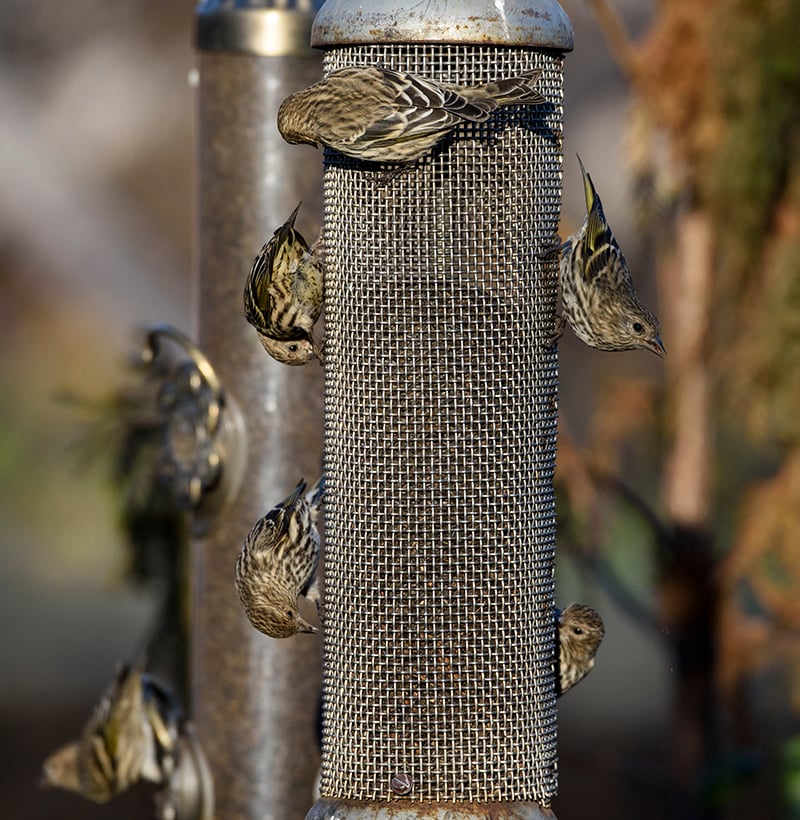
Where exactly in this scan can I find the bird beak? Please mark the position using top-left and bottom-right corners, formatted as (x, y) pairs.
(650, 336), (667, 358)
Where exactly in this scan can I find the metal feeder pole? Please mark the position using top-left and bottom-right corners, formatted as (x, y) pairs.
(193, 2), (324, 818)
(307, 2), (573, 819)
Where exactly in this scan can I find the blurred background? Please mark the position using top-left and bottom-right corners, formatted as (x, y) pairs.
(2, 0), (800, 818)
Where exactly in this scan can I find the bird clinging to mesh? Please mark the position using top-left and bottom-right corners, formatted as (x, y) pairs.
(556, 602), (605, 696)
(41, 660), (183, 803)
(235, 476), (325, 639)
(277, 65), (545, 164)
(554, 155), (665, 356)
(244, 202), (324, 366)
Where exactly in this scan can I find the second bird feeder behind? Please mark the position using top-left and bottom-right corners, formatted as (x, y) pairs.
(310, 2), (573, 816)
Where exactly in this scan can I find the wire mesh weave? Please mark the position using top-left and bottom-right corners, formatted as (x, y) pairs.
(320, 43), (563, 806)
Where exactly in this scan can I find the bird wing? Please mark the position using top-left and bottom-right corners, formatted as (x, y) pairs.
(244, 241), (277, 327)
(385, 69), (495, 121)
(322, 67), (494, 151)
(244, 203), (319, 339)
(584, 200), (612, 257)
(367, 69), (495, 143)
(581, 229), (636, 293)
(459, 69), (545, 106)
(246, 248), (312, 341)
(272, 479), (307, 540)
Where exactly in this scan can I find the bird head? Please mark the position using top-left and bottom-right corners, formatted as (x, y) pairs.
(259, 333), (316, 366)
(41, 742), (82, 795)
(604, 294), (666, 357)
(277, 95), (318, 148)
(587, 286), (667, 358)
(256, 603), (318, 639)
(558, 603), (605, 659)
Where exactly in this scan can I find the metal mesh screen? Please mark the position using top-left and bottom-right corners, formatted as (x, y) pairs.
(320, 43), (563, 806)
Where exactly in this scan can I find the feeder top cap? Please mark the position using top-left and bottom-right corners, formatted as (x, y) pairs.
(312, 0), (574, 50)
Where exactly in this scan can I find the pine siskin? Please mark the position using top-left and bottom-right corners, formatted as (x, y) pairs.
(556, 155), (665, 356)
(235, 475), (325, 639)
(277, 66), (545, 164)
(556, 602), (605, 697)
(41, 662), (183, 803)
(243, 202), (324, 366)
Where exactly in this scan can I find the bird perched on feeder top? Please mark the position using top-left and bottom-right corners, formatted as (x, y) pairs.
(243, 202), (324, 366)
(555, 155), (665, 356)
(235, 476), (325, 639)
(556, 602), (605, 696)
(277, 65), (545, 164)
(41, 660), (183, 803)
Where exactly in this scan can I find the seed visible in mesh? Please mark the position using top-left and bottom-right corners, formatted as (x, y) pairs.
(390, 772), (412, 795)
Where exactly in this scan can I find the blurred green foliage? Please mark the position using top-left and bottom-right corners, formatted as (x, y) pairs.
(782, 735), (800, 818)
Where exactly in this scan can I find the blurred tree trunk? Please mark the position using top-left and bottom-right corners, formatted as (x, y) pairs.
(660, 208), (717, 809)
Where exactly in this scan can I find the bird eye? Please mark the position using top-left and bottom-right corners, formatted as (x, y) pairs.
(632, 321), (644, 333)
(572, 626), (583, 635)
(288, 344), (298, 352)
(286, 609), (294, 618)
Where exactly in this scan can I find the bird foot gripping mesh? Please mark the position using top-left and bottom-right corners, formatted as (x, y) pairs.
(309, 4), (573, 818)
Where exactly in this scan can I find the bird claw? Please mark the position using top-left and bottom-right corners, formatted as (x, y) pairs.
(548, 313), (566, 348)
(305, 577), (321, 606)
(537, 237), (567, 261)
(309, 234), (324, 260)
(313, 336), (326, 365)
(377, 164), (411, 186)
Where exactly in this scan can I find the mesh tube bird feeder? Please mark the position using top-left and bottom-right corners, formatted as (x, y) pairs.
(308, 2), (573, 818)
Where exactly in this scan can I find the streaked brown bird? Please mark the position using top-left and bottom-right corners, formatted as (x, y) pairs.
(556, 602), (605, 696)
(235, 476), (325, 639)
(556, 155), (665, 356)
(277, 65), (545, 164)
(41, 661), (181, 802)
(243, 202), (324, 366)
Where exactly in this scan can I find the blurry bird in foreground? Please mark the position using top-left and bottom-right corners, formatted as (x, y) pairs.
(41, 661), (182, 803)
(235, 476), (325, 639)
(556, 602), (605, 696)
(278, 65), (545, 164)
(552, 155), (665, 356)
(244, 202), (324, 366)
